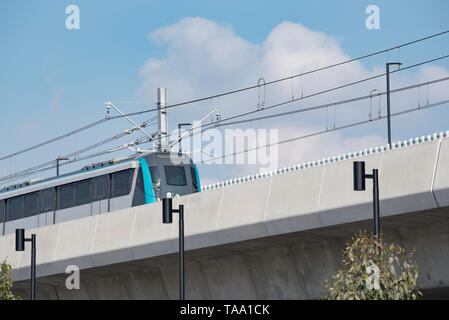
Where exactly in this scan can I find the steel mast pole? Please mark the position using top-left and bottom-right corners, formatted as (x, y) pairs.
(30, 234), (36, 300)
(386, 62), (402, 146)
(157, 88), (168, 152)
(179, 204), (185, 300)
(386, 64), (391, 146)
(372, 169), (380, 238)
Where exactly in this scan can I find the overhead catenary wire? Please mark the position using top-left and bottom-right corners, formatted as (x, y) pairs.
(165, 74), (449, 141)
(200, 98), (449, 164)
(106, 102), (160, 146)
(0, 117), (158, 184)
(200, 76), (449, 128)
(2, 30), (449, 162)
(0, 109), (158, 163)
(0, 135), (150, 185)
(0, 118), (107, 162)
(162, 53), (449, 142)
(112, 52), (449, 123)
(197, 54), (449, 128)
(62, 116), (158, 158)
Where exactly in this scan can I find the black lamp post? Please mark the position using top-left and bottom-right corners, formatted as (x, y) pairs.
(386, 62), (402, 146)
(353, 161), (380, 238)
(162, 196), (185, 300)
(15, 229), (36, 300)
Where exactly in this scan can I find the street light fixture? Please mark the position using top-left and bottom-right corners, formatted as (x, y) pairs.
(386, 62), (402, 146)
(162, 194), (185, 300)
(15, 229), (36, 300)
(56, 157), (69, 176)
(353, 161), (380, 239)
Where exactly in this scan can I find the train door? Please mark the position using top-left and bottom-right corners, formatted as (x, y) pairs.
(38, 188), (54, 227)
(91, 175), (109, 215)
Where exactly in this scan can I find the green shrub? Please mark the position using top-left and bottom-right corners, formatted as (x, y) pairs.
(0, 260), (20, 300)
(323, 230), (421, 300)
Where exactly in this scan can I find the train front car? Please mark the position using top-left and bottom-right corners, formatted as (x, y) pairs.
(133, 151), (200, 206)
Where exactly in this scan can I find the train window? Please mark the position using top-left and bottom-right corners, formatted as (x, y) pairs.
(111, 169), (133, 198)
(57, 184), (75, 210)
(0, 200), (4, 223)
(23, 192), (39, 218)
(6, 196), (23, 222)
(164, 166), (187, 186)
(75, 180), (91, 206)
(190, 167), (198, 190)
(149, 166), (158, 183)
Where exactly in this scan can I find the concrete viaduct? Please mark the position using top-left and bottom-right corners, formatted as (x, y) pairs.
(1, 131), (449, 299)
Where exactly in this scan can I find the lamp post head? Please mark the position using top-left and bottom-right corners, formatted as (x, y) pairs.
(386, 62), (402, 66)
(353, 161), (366, 191)
(162, 197), (173, 224)
(15, 229), (25, 251)
(386, 62), (402, 70)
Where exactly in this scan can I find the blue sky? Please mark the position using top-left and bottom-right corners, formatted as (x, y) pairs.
(1, 0), (449, 186)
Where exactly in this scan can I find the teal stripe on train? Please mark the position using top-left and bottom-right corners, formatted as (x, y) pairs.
(194, 164), (201, 192)
(137, 158), (157, 204)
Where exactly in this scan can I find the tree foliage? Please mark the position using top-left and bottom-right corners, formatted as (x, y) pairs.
(323, 230), (422, 300)
(0, 260), (20, 300)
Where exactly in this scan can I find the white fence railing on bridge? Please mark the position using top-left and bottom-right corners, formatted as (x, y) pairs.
(201, 130), (449, 191)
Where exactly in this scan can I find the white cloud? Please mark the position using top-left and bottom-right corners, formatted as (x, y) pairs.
(261, 21), (364, 82)
(137, 17), (260, 102)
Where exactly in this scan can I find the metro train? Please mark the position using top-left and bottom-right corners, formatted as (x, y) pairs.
(0, 151), (200, 236)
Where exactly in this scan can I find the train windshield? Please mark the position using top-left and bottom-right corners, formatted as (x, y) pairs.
(164, 166), (187, 186)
